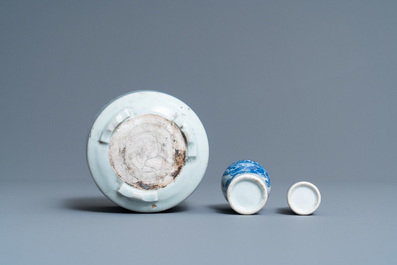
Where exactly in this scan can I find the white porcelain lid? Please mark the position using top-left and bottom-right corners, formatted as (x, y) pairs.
(287, 181), (321, 215)
(87, 91), (209, 212)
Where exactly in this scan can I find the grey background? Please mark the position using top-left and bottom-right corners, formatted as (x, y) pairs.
(1, 1), (396, 264)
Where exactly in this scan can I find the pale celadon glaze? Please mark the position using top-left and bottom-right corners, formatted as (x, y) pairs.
(87, 91), (209, 212)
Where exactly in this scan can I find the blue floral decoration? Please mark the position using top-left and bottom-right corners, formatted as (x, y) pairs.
(222, 160), (270, 196)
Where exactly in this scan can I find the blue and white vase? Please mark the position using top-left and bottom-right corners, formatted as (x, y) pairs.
(221, 160), (271, 214)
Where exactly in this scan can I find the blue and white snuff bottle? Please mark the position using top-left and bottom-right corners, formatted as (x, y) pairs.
(221, 160), (271, 215)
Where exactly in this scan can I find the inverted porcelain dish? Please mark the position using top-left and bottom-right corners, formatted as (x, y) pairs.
(287, 181), (321, 215)
(221, 160), (271, 215)
(87, 91), (209, 212)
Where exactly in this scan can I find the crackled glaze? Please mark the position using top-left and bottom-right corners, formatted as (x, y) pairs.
(87, 91), (209, 212)
(109, 114), (186, 190)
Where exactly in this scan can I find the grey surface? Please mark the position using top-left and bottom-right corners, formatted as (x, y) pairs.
(1, 1), (396, 264)
(2, 180), (396, 264)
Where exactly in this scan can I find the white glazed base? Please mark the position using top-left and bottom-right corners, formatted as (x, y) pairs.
(287, 181), (321, 215)
(227, 174), (268, 215)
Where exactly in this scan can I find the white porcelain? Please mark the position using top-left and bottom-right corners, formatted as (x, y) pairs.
(87, 91), (209, 212)
(221, 160), (271, 215)
(287, 181), (321, 215)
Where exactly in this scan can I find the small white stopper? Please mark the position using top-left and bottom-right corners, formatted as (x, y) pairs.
(287, 181), (321, 215)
